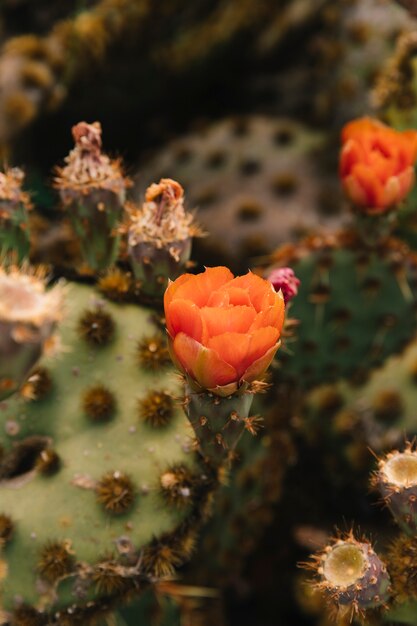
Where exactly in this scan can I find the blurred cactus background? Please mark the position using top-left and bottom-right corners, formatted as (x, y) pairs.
(3, 1), (417, 626)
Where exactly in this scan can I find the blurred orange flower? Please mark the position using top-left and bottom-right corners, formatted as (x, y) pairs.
(164, 267), (285, 396)
(340, 117), (417, 214)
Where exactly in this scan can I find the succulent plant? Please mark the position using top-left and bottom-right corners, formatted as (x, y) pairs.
(0, 278), (217, 624)
(303, 443), (417, 626)
(0, 168), (32, 263)
(135, 116), (343, 272)
(0, 265), (64, 401)
(269, 230), (417, 389)
(54, 121), (131, 272)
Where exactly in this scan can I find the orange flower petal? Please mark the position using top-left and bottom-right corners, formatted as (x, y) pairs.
(241, 342), (280, 383)
(207, 290), (230, 306)
(174, 266), (234, 307)
(397, 167), (415, 199)
(342, 175), (368, 207)
(382, 176), (401, 209)
(208, 327), (280, 379)
(173, 332), (237, 388)
(250, 293), (285, 331)
(226, 272), (275, 312)
(200, 305), (256, 338)
(166, 299), (205, 341)
(207, 332), (251, 377)
(164, 273), (194, 311)
(341, 117), (380, 142)
(400, 131), (417, 164)
(223, 287), (252, 307)
(339, 139), (366, 177)
(351, 163), (385, 208)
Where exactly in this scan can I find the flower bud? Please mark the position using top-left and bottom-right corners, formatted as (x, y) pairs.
(267, 267), (300, 304)
(126, 179), (200, 299)
(0, 167), (31, 262)
(54, 121), (131, 271)
(0, 266), (64, 400)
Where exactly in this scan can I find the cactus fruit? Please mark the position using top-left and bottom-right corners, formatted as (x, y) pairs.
(54, 121), (131, 272)
(306, 533), (391, 617)
(124, 179), (202, 299)
(135, 116), (343, 271)
(269, 230), (417, 388)
(302, 445), (417, 625)
(0, 280), (216, 623)
(372, 447), (417, 535)
(0, 265), (64, 402)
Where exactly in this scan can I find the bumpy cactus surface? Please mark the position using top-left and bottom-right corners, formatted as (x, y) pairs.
(136, 116), (343, 271)
(303, 333), (417, 468)
(0, 281), (215, 624)
(270, 230), (417, 388)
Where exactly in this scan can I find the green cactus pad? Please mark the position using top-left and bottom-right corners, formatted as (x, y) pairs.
(0, 283), (214, 622)
(303, 333), (417, 462)
(270, 230), (417, 388)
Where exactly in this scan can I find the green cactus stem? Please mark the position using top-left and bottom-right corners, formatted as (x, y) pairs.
(0, 167), (32, 263)
(184, 382), (262, 467)
(54, 121), (131, 272)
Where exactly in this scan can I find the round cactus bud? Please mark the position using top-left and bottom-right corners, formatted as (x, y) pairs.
(267, 267), (300, 304)
(372, 447), (417, 534)
(0, 265), (64, 400)
(309, 535), (390, 614)
(54, 121), (131, 271)
(126, 179), (201, 298)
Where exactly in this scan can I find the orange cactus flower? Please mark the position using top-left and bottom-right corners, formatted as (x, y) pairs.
(340, 117), (417, 214)
(164, 266), (285, 396)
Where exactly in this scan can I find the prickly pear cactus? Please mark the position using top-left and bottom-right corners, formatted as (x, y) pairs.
(303, 332), (417, 469)
(135, 116), (343, 271)
(191, 385), (295, 589)
(269, 230), (417, 388)
(0, 281), (215, 624)
(303, 445), (417, 626)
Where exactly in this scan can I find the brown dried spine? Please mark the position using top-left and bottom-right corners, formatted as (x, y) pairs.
(96, 471), (136, 514)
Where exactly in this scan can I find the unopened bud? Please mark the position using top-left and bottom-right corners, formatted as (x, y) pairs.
(267, 267), (300, 304)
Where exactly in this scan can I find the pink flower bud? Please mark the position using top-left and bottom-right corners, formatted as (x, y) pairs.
(267, 267), (300, 304)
